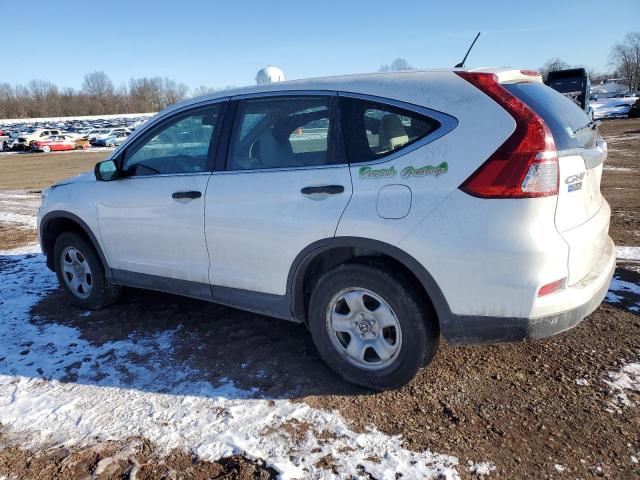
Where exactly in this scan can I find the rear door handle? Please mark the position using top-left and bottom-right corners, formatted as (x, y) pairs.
(301, 185), (344, 195)
(172, 190), (201, 200)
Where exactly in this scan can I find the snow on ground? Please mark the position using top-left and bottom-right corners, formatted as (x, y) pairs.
(604, 166), (634, 172)
(604, 360), (640, 409)
(0, 244), (482, 479)
(0, 191), (40, 228)
(606, 274), (640, 312)
(617, 246), (640, 261)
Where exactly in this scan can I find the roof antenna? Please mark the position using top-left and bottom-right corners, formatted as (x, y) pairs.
(455, 32), (481, 68)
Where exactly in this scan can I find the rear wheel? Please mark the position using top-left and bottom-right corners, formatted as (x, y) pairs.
(53, 232), (121, 310)
(308, 262), (439, 390)
(42, 145), (51, 153)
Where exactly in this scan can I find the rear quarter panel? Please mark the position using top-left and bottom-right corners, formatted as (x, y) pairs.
(336, 72), (515, 246)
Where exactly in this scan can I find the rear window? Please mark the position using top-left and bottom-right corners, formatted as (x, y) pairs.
(503, 82), (595, 151)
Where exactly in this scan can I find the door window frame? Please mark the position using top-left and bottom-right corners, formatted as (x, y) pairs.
(336, 92), (459, 166)
(215, 90), (347, 174)
(112, 99), (229, 178)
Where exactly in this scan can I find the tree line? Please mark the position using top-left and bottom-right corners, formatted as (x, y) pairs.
(0, 71), (221, 119)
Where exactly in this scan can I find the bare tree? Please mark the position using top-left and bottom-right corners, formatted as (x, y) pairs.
(539, 58), (570, 81)
(610, 32), (640, 92)
(379, 58), (413, 72)
(162, 78), (189, 106)
(129, 77), (164, 111)
(81, 71), (114, 98)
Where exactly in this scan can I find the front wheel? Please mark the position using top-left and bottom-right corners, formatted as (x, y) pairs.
(308, 262), (439, 390)
(42, 145), (51, 153)
(53, 232), (121, 310)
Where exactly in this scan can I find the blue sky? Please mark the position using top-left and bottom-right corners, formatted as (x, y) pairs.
(2, 0), (638, 91)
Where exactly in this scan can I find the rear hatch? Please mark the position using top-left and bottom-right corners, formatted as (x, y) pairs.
(504, 82), (608, 284)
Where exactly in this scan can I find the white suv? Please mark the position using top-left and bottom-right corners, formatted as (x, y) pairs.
(38, 69), (615, 390)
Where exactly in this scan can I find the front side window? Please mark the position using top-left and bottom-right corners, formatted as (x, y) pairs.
(227, 96), (336, 171)
(123, 104), (222, 176)
(340, 97), (440, 163)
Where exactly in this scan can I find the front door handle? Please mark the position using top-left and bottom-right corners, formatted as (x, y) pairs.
(301, 185), (344, 195)
(172, 190), (201, 200)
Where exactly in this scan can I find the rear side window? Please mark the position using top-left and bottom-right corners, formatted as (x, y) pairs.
(340, 97), (440, 163)
(503, 83), (594, 151)
(227, 96), (338, 171)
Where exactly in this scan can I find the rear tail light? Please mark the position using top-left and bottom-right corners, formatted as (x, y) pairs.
(538, 278), (564, 297)
(455, 71), (558, 199)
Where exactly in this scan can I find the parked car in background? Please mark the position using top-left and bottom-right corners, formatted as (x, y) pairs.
(93, 131), (131, 147)
(592, 98), (638, 119)
(628, 98), (640, 118)
(14, 128), (62, 150)
(83, 128), (103, 141)
(31, 135), (78, 152)
(38, 68), (614, 389)
(74, 138), (91, 150)
(90, 128), (130, 145)
(2, 138), (18, 151)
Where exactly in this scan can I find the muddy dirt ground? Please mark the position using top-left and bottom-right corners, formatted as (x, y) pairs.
(0, 119), (639, 479)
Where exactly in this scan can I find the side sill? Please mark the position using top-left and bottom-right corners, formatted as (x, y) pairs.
(111, 269), (297, 322)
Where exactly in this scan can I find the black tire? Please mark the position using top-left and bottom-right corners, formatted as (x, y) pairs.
(53, 232), (121, 310)
(308, 262), (439, 390)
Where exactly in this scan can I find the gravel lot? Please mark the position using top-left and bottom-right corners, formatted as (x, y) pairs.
(0, 119), (638, 479)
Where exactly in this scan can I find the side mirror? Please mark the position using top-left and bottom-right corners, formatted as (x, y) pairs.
(94, 159), (119, 181)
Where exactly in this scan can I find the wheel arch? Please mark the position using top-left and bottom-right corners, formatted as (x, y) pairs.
(287, 237), (452, 327)
(40, 211), (111, 278)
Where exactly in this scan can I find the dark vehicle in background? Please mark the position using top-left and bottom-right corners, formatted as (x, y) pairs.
(629, 98), (640, 118)
(545, 68), (592, 118)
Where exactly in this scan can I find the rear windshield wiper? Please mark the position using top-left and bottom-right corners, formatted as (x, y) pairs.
(573, 120), (601, 135)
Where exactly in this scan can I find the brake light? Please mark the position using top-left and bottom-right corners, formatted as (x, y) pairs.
(519, 69), (540, 77)
(455, 71), (558, 198)
(538, 279), (563, 297)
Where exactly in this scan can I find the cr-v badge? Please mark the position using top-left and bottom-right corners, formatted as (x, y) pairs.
(565, 172), (585, 192)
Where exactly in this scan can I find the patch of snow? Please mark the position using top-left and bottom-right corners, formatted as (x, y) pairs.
(610, 277), (640, 296)
(554, 463), (567, 472)
(576, 378), (589, 386)
(0, 190), (40, 228)
(0, 212), (36, 228)
(604, 361), (640, 408)
(467, 461), (496, 475)
(631, 455), (638, 464)
(0, 246), (488, 479)
(604, 166), (634, 172)
(617, 246), (640, 261)
(605, 275), (640, 311)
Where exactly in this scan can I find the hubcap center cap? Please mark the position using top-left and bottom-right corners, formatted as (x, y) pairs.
(357, 320), (371, 334)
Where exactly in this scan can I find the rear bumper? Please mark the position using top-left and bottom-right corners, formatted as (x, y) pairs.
(443, 236), (616, 345)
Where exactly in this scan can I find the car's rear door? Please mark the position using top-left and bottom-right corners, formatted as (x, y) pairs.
(96, 101), (227, 293)
(504, 82), (610, 284)
(204, 92), (352, 297)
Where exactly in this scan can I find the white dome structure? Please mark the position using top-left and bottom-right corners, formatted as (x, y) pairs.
(256, 66), (286, 85)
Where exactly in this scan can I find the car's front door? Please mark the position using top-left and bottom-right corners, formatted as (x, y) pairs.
(205, 93), (352, 297)
(97, 102), (226, 292)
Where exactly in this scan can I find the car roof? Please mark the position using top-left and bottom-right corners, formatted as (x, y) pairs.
(163, 67), (539, 117)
